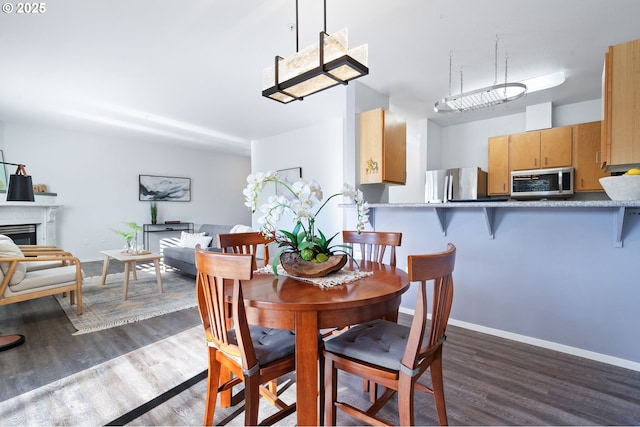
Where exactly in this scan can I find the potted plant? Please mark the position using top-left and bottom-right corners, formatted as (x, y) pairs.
(150, 202), (158, 224)
(243, 171), (368, 277)
(111, 221), (143, 254)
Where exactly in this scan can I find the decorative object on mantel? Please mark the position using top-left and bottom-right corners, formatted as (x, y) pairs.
(33, 184), (48, 193)
(0, 162), (35, 202)
(261, 0), (368, 104)
(110, 221), (143, 254)
(434, 35), (527, 113)
(150, 201), (158, 224)
(244, 170), (369, 277)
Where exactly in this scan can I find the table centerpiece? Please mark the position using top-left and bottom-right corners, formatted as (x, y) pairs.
(244, 171), (369, 277)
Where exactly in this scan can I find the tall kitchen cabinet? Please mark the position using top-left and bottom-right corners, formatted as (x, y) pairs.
(359, 108), (406, 185)
(573, 121), (607, 192)
(601, 38), (640, 169)
(488, 135), (510, 195)
(510, 127), (573, 171)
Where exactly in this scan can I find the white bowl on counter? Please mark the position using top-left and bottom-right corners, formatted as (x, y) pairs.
(599, 175), (640, 200)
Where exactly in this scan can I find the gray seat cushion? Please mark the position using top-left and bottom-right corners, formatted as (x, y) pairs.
(228, 326), (296, 365)
(324, 319), (412, 370)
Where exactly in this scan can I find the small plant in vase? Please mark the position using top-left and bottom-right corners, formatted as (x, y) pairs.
(150, 202), (158, 224)
(111, 221), (143, 254)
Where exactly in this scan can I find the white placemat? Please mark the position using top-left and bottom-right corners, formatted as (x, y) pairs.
(255, 265), (373, 288)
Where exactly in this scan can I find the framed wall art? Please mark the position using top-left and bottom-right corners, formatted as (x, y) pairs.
(139, 175), (191, 202)
(276, 167), (302, 198)
(0, 150), (7, 192)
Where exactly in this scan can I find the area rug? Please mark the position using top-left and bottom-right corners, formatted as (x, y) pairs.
(55, 270), (197, 335)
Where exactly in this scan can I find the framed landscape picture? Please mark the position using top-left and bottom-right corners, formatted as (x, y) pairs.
(276, 167), (302, 198)
(139, 175), (191, 202)
(0, 150), (7, 192)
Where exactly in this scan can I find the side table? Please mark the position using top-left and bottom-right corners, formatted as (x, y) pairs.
(99, 249), (163, 301)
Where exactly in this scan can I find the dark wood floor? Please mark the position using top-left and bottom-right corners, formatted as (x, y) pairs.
(1, 261), (640, 425)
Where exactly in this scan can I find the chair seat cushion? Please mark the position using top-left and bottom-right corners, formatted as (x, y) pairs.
(324, 319), (412, 371)
(229, 326), (296, 366)
(8, 265), (78, 293)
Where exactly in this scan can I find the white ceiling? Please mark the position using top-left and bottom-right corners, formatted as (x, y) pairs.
(1, 0), (639, 156)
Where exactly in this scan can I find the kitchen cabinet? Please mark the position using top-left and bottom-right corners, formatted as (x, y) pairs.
(488, 135), (510, 195)
(360, 108), (406, 185)
(601, 38), (640, 170)
(510, 126), (573, 170)
(573, 121), (608, 192)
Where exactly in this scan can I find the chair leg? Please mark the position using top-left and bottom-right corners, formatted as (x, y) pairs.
(324, 355), (338, 426)
(398, 373), (416, 427)
(430, 353), (449, 426)
(219, 366), (232, 407)
(204, 348), (221, 426)
(244, 374), (260, 426)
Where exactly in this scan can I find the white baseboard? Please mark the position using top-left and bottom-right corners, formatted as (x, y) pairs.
(399, 307), (640, 373)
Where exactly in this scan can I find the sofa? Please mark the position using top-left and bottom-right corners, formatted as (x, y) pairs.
(161, 224), (234, 277)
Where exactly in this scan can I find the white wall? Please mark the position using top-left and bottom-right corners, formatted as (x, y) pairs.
(0, 122), (251, 260)
(250, 118), (346, 238)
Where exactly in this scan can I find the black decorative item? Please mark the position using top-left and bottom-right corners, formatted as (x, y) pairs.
(0, 162), (35, 202)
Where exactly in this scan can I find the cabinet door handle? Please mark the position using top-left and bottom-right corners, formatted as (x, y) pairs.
(535, 158), (537, 167)
(545, 156), (548, 165)
(595, 151), (600, 164)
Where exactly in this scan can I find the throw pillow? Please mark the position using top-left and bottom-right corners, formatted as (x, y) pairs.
(179, 232), (212, 248)
(0, 234), (27, 285)
(230, 224), (254, 233)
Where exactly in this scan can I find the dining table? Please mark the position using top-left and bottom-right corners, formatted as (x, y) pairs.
(239, 260), (410, 426)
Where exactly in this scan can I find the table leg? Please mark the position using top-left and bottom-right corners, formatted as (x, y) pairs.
(123, 261), (131, 301)
(295, 311), (320, 426)
(100, 255), (110, 285)
(153, 258), (163, 293)
(132, 261), (138, 281)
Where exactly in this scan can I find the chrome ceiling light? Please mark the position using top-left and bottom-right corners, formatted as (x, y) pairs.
(262, 0), (369, 104)
(434, 37), (527, 113)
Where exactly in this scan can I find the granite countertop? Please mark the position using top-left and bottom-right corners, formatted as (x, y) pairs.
(367, 199), (640, 208)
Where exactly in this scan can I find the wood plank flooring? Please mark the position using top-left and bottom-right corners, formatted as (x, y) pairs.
(1, 261), (639, 425)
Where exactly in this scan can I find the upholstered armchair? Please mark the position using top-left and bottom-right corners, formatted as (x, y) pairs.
(0, 236), (83, 315)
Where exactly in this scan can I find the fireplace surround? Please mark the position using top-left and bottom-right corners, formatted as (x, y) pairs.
(0, 203), (59, 246)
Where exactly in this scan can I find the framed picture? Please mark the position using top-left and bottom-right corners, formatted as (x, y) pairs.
(276, 167), (302, 198)
(0, 150), (7, 192)
(139, 175), (191, 202)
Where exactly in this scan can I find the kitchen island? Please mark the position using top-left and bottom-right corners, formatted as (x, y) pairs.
(350, 199), (640, 370)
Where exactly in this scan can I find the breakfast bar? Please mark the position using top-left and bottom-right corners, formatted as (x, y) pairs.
(354, 200), (640, 370)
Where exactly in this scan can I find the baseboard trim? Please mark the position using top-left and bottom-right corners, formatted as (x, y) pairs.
(399, 307), (640, 373)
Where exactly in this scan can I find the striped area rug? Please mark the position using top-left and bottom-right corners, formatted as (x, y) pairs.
(55, 269), (197, 335)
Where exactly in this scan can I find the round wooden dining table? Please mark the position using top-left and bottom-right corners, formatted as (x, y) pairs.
(240, 261), (410, 426)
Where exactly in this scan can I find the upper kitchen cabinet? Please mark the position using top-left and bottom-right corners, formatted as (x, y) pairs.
(359, 108), (406, 185)
(601, 38), (640, 170)
(510, 126), (572, 171)
(488, 135), (510, 195)
(573, 121), (607, 192)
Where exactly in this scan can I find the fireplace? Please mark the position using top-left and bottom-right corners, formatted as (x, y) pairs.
(0, 224), (37, 245)
(0, 203), (59, 246)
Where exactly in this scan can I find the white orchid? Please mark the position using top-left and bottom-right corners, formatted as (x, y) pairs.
(243, 171), (368, 266)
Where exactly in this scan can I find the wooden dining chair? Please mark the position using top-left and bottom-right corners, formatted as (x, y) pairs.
(195, 249), (297, 426)
(342, 230), (402, 266)
(217, 232), (274, 271)
(340, 230), (403, 397)
(323, 243), (456, 426)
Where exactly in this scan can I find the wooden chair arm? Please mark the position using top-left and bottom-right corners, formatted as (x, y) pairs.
(0, 254), (82, 298)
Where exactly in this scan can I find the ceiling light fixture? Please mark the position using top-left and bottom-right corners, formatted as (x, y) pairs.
(262, 0), (369, 104)
(434, 37), (527, 113)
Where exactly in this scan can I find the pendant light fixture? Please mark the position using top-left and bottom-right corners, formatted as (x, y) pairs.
(262, 0), (369, 104)
(434, 36), (527, 113)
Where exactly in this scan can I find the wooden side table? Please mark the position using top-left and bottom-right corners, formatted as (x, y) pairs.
(99, 249), (163, 300)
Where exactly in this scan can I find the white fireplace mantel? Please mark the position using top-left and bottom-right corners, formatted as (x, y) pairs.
(0, 202), (61, 246)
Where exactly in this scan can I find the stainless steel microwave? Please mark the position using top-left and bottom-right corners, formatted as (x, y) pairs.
(510, 167), (574, 200)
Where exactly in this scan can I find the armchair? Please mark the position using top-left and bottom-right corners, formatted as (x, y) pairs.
(0, 237), (83, 315)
